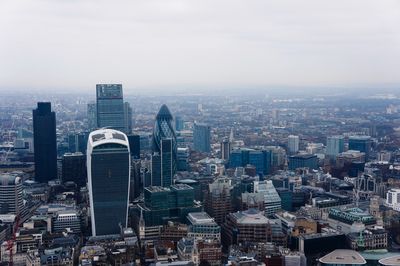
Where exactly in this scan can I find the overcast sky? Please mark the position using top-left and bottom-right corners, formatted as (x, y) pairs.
(0, 0), (399, 93)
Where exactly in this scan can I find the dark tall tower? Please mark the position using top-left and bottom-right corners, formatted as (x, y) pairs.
(152, 104), (177, 185)
(96, 84), (125, 132)
(33, 102), (57, 183)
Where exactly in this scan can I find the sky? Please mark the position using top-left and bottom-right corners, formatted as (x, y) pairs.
(0, 0), (400, 94)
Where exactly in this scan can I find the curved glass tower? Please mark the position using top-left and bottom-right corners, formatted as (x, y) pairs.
(152, 104), (177, 187)
(87, 129), (130, 236)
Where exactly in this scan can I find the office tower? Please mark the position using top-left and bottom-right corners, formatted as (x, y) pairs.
(177, 147), (189, 171)
(254, 180), (282, 216)
(288, 154), (318, 170)
(348, 136), (372, 160)
(151, 139), (174, 187)
(134, 184), (202, 227)
(288, 135), (300, 154)
(204, 177), (232, 225)
(127, 134), (140, 159)
(175, 116), (184, 131)
(151, 153), (162, 187)
(386, 189), (400, 211)
(222, 209), (273, 247)
(187, 212), (221, 240)
(193, 122), (211, 153)
(62, 152), (87, 187)
(229, 148), (272, 175)
(96, 84), (125, 132)
(124, 102), (132, 134)
(0, 174), (24, 216)
(152, 104), (177, 180)
(220, 138), (230, 161)
(131, 160), (142, 200)
(326, 135), (344, 158)
(68, 132), (88, 154)
(87, 102), (97, 131)
(33, 102), (58, 183)
(87, 129), (130, 236)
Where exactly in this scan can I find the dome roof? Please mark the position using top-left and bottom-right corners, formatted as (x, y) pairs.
(156, 104), (173, 120)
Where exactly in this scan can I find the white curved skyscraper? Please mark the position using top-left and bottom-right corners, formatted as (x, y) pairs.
(87, 128), (131, 236)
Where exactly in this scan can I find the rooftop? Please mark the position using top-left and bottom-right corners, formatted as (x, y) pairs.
(231, 209), (270, 225)
(319, 249), (366, 265)
(187, 212), (216, 225)
(378, 255), (400, 266)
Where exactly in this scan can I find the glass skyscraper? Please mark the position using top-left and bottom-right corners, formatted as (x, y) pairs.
(33, 102), (58, 183)
(152, 104), (177, 186)
(87, 129), (130, 236)
(193, 122), (211, 153)
(96, 84), (125, 132)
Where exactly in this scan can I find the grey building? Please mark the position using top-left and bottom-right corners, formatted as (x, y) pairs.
(0, 174), (24, 216)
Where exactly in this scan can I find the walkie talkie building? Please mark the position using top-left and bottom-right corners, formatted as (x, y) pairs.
(87, 129), (130, 236)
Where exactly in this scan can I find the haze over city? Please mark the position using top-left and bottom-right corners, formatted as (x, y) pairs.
(2, 1), (400, 266)
(1, 0), (400, 93)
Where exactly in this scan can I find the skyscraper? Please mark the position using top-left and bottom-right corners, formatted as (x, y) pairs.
(193, 122), (211, 153)
(288, 135), (300, 154)
(87, 102), (97, 131)
(151, 138), (174, 187)
(349, 135), (372, 160)
(87, 129), (130, 236)
(220, 138), (230, 161)
(175, 116), (184, 131)
(152, 104), (177, 185)
(124, 102), (132, 134)
(96, 84), (125, 132)
(326, 135), (344, 158)
(62, 152), (87, 187)
(33, 102), (58, 183)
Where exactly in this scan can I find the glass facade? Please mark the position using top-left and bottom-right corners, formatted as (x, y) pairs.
(33, 102), (58, 183)
(152, 105), (177, 186)
(96, 84), (125, 132)
(88, 129), (130, 236)
(193, 123), (211, 153)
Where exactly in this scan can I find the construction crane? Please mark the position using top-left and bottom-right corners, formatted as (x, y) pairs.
(6, 215), (20, 266)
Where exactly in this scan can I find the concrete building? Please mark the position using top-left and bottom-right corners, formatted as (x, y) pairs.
(386, 188), (400, 211)
(187, 212), (221, 240)
(0, 173), (24, 216)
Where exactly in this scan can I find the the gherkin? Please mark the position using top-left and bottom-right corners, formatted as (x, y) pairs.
(152, 104), (177, 187)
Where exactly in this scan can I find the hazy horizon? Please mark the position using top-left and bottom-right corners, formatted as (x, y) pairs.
(1, 0), (400, 92)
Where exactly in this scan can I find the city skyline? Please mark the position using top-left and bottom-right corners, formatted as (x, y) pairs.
(1, 0), (400, 92)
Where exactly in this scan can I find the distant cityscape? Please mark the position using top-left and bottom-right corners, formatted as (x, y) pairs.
(1, 85), (400, 265)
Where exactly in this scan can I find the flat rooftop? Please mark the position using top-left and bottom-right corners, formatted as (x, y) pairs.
(319, 249), (366, 265)
(187, 212), (216, 225)
(379, 255), (400, 266)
